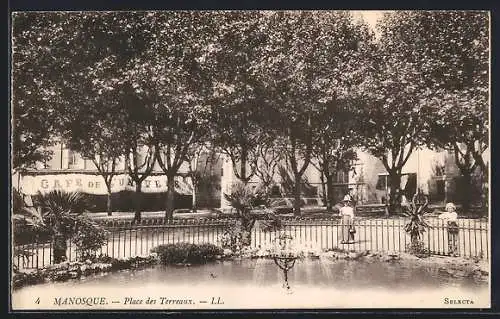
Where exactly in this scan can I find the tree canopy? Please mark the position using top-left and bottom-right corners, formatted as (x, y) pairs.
(12, 11), (490, 213)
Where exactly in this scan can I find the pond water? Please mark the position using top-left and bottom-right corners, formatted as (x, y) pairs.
(12, 258), (489, 309)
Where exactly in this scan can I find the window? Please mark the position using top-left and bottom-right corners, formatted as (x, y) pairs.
(334, 170), (349, 184)
(310, 186), (318, 196)
(67, 150), (79, 169)
(271, 185), (281, 196)
(376, 174), (387, 190)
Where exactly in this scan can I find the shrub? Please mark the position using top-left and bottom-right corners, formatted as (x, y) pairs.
(151, 243), (223, 265)
(72, 218), (108, 261)
(12, 271), (45, 289)
(13, 190), (108, 262)
(405, 241), (430, 258)
(220, 226), (243, 252)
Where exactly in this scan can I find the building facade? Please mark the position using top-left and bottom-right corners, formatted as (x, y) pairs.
(220, 146), (488, 208)
(13, 143), (488, 212)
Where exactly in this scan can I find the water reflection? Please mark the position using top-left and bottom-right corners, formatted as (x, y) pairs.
(41, 258), (486, 292)
(12, 258), (489, 309)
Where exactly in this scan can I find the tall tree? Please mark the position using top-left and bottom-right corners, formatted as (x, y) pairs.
(11, 13), (67, 169)
(122, 12), (216, 219)
(11, 11), (154, 191)
(66, 114), (126, 216)
(355, 56), (431, 215)
(117, 82), (157, 223)
(254, 138), (285, 195)
(256, 11), (370, 215)
(199, 11), (272, 184)
(94, 78), (157, 223)
(312, 137), (358, 210)
(373, 11), (489, 211)
(186, 142), (220, 212)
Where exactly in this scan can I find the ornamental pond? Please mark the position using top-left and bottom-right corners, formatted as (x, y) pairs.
(12, 256), (489, 309)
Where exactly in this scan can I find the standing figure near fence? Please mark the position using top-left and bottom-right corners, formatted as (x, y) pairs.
(338, 195), (355, 244)
(439, 202), (459, 256)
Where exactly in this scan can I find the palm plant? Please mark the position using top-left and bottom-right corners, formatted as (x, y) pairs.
(223, 183), (259, 246)
(223, 182), (280, 247)
(13, 190), (106, 264)
(36, 190), (91, 263)
(403, 193), (430, 253)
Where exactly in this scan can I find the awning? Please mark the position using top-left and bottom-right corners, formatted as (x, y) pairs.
(18, 173), (194, 196)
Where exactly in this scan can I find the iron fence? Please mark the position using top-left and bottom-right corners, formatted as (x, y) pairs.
(13, 217), (489, 270)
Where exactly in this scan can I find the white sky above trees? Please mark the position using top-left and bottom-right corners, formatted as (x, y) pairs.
(354, 10), (384, 29)
(352, 10), (386, 38)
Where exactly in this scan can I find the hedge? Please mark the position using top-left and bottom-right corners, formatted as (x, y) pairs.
(151, 243), (223, 265)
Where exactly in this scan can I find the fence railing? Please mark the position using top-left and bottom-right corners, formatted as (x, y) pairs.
(13, 217), (489, 270)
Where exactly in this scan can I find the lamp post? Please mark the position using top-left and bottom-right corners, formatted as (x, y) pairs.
(272, 233), (299, 291)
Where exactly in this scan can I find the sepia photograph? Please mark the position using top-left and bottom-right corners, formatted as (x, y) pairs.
(9, 10), (490, 310)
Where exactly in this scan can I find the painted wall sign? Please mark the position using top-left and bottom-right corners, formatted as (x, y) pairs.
(19, 173), (193, 196)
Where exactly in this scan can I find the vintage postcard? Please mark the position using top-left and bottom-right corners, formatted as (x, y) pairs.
(10, 10), (491, 310)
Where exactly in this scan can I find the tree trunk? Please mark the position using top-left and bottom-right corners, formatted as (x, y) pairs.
(319, 171), (327, 208)
(240, 146), (248, 184)
(106, 188), (112, 216)
(411, 233), (419, 245)
(461, 172), (472, 213)
(326, 173), (334, 211)
(133, 182), (142, 223)
(240, 214), (255, 246)
(165, 175), (176, 220)
(191, 179), (198, 213)
(52, 233), (67, 264)
(388, 171), (402, 215)
(293, 174), (302, 216)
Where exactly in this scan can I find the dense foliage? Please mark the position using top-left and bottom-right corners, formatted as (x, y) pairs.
(12, 190), (107, 263)
(151, 243), (223, 264)
(12, 11), (489, 215)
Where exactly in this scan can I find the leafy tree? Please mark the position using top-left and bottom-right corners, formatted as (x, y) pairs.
(66, 107), (127, 216)
(94, 79), (157, 223)
(12, 12), (152, 171)
(11, 13), (62, 169)
(312, 99), (361, 210)
(116, 12), (217, 219)
(409, 12), (489, 210)
(312, 140), (358, 210)
(199, 11), (272, 184)
(355, 60), (431, 214)
(120, 85), (157, 223)
(253, 138), (285, 195)
(185, 142), (220, 212)
(11, 12), (158, 221)
(373, 11), (489, 211)
(277, 165), (316, 197)
(256, 11), (370, 215)
(354, 12), (450, 215)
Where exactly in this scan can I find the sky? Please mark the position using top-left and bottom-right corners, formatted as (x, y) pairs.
(352, 10), (386, 34)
